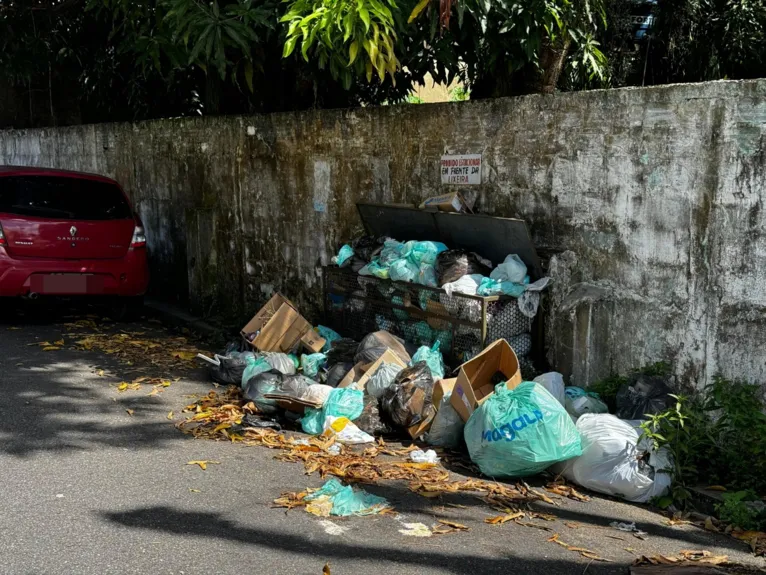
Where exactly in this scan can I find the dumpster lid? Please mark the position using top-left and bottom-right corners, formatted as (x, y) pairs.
(356, 203), (543, 279)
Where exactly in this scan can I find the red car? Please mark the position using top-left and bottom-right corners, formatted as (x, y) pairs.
(0, 166), (149, 308)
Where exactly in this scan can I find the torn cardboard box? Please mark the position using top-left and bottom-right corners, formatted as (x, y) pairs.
(339, 349), (407, 392)
(241, 293), (313, 354)
(338, 362), (372, 389)
(432, 378), (457, 410)
(450, 339), (522, 422)
(419, 192), (472, 213)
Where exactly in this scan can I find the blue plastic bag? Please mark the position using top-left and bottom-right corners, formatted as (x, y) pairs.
(304, 478), (391, 516)
(464, 382), (582, 477)
(389, 258), (419, 283)
(316, 325), (341, 352)
(411, 341), (445, 380)
(476, 276), (529, 297)
(409, 241), (448, 265)
(332, 244), (354, 267)
(301, 387), (364, 435)
(301, 353), (327, 377)
(241, 355), (271, 387)
(359, 259), (390, 279)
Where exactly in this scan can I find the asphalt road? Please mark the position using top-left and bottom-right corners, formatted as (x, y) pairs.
(0, 303), (762, 575)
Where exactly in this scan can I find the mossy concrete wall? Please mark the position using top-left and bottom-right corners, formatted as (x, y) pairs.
(2, 79), (766, 388)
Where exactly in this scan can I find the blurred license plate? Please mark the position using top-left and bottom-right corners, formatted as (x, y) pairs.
(33, 275), (104, 294)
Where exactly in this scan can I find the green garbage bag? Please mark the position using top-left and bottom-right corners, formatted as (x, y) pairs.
(241, 355), (271, 387)
(411, 341), (445, 380)
(300, 353), (327, 378)
(301, 387), (364, 435)
(304, 478), (391, 516)
(464, 382), (582, 478)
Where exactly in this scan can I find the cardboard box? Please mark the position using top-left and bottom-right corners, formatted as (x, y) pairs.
(338, 349), (407, 391)
(300, 330), (326, 354)
(407, 406), (436, 439)
(337, 362), (371, 389)
(419, 192), (471, 213)
(450, 339), (522, 422)
(263, 394), (323, 415)
(432, 378), (457, 410)
(241, 293), (313, 354)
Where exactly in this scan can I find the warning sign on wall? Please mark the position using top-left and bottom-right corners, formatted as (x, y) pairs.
(441, 154), (482, 185)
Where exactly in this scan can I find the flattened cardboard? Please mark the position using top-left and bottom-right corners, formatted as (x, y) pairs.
(407, 406), (436, 439)
(240, 293), (313, 353)
(432, 378), (457, 410)
(450, 339), (522, 422)
(338, 362), (372, 389)
(419, 192), (471, 213)
(263, 394), (323, 415)
(301, 331), (326, 354)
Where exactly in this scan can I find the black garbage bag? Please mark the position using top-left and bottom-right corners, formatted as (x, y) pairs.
(616, 374), (673, 420)
(208, 353), (250, 386)
(351, 235), (387, 263)
(435, 249), (492, 286)
(355, 330), (411, 364)
(380, 361), (435, 428)
(325, 362), (354, 388)
(325, 338), (358, 365)
(356, 394), (393, 436)
(229, 413), (282, 432)
(243, 372), (312, 414)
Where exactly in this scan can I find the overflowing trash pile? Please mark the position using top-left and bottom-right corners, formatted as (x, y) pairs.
(190, 286), (677, 509)
(328, 236), (550, 373)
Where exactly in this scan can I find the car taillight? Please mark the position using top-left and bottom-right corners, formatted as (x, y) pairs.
(0, 223), (6, 247)
(130, 225), (146, 249)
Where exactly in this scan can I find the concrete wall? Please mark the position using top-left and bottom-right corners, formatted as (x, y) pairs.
(2, 79), (766, 388)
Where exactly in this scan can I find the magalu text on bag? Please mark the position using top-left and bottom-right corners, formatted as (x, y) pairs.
(482, 409), (544, 442)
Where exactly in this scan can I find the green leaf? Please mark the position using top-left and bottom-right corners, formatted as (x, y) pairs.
(283, 35), (298, 57)
(359, 6), (371, 31)
(348, 40), (359, 65)
(244, 60), (254, 92)
(408, 0), (431, 24)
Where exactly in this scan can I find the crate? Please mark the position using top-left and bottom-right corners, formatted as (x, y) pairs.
(323, 267), (533, 365)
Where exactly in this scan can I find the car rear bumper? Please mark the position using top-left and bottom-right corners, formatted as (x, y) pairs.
(0, 248), (149, 297)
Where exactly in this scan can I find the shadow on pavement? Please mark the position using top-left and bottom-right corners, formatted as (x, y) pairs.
(100, 505), (625, 575)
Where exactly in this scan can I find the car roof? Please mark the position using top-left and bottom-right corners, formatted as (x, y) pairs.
(0, 166), (119, 185)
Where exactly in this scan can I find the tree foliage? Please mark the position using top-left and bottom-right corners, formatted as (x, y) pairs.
(1, 0), (765, 128)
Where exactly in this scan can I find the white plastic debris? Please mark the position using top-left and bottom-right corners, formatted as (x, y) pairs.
(410, 449), (440, 464)
(322, 416), (374, 444)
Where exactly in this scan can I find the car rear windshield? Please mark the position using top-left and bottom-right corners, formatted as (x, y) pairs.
(0, 175), (132, 220)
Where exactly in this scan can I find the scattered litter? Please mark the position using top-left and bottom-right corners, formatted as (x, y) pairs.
(189, 488), (201, 493)
(322, 416), (374, 444)
(327, 444), (341, 455)
(410, 449), (439, 464)
(398, 523), (432, 537)
(611, 521), (649, 540)
(186, 460), (220, 471)
(274, 478), (391, 517)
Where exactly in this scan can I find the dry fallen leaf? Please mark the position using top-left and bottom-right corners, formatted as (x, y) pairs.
(167, 411), (174, 420)
(547, 533), (612, 562)
(486, 511), (524, 525)
(704, 516), (719, 532)
(187, 460), (220, 471)
(126, 409), (134, 416)
(42, 346), (60, 351)
(54, 339), (65, 346)
(96, 369), (105, 377)
(188, 488), (201, 493)
(705, 485), (727, 492)
(323, 563), (331, 575)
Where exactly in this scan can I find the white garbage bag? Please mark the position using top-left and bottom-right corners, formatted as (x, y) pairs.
(533, 372), (566, 407)
(554, 414), (672, 503)
(424, 394), (464, 448)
